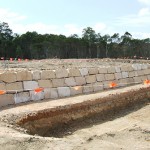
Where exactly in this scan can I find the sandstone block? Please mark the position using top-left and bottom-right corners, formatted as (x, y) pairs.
(6, 82), (23, 91)
(105, 74), (115, 81)
(30, 91), (44, 101)
(119, 78), (129, 87)
(32, 70), (41, 80)
(55, 69), (68, 78)
(121, 65), (133, 72)
(38, 80), (52, 88)
(57, 87), (70, 97)
(115, 66), (121, 73)
(93, 82), (104, 92)
(122, 72), (128, 78)
(83, 84), (93, 93)
(65, 77), (76, 86)
(107, 67), (116, 73)
(68, 68), (81, 77)
(17, 70), (32, 81)
(141, 64), (148, 70)
(115, 72), (122, 80)
(137, 70), (144, 76)
(128, 71), (135, 77)
(0, 72), (17, 83)
(133, 77), (142, 83)
(132, 64), (138, 70)
(75, 77), (86, 85)
(79, 68), (88, 76)
(0, 82), (6, 90)
(50, 88), (58, 99)
(52, 78), (65, 87)
(85, 75), (96, 84)
(0, 94), (14, 107)
(88, 68), (98, 75)
(98, 68), (107, 73)
(96, 74), (105, 82)
(41, 70), (55, 79)
(44, 88), (51, 99)
(140, 75), (147, 81)
(14, 92), (30, 104)
(23, 81), (39, 90)
(143, 69), (150, 75)
(70, 86), (83, 96)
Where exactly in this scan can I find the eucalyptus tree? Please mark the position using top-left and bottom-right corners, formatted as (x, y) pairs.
(0, 22), (13, 58)
(121, 32), (132, 57)
(82, 27), (96, 58)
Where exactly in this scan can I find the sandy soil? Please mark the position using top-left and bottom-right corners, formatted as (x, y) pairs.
(0, 59), (150, 150)
(0, 100), (149, 150)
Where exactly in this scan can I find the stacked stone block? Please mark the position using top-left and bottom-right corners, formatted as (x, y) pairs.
(0, 63), (150, 107)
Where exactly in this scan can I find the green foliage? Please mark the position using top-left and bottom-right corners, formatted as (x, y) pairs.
(0, 22), (150, 59)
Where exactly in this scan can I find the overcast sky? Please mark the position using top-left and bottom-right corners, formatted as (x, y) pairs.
(0, 0), (150, 39)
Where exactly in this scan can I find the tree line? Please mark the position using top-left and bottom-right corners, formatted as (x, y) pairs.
(0, 22), (150, 60)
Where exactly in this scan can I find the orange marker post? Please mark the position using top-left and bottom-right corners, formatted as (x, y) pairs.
(34, 87), (44, 94)
(0, 90), (6, 95)
(144, 79), (150, 85)
(109, 82), (117, 88)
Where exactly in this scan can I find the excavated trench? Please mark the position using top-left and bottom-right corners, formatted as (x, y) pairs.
(16, 85), (150, 138)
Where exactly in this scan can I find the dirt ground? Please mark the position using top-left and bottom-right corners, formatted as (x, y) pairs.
(0, 98), (149, 150)
(0, 59), (150, 150)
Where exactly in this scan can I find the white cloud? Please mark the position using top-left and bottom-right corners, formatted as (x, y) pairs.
(138, 7), (150, 16)
(138, 0), (150, 5)
(0, 8), (27, 23)
(93, 23), (106, 32)
(64, 24), (83, 36)
(132, 32), (150, 39)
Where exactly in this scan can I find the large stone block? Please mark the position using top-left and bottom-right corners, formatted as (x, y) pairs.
(143, 69), (150, 75)
(88, 68), (98, 75)
(75, 77), (86, 85)
(44, 88), (51, 99)
(0, 94), (14, 107)
(17, 70), (32, 81)
(85, 75), (96, 84)
(122, 72), (128, 78)
(128, 71), (135, 78)
(137, 70), (144, 76)
(32, 70), (41, 80)
(55, 69), (68, 78)
(70, 86), (83, 96)
(6, 82), (23, 91)
(0, 82), (6, 90)
(41, 70), (55, 79)
(133, 76), (142, 83)
(115, 72), (122, 80)
(65, 77), (76, 86)
(141, 64), (148, 70)
(105, 74), (115, 81)
(38, 80), (52, 88)
(98, 68), (107, 74)
(140, 75), (147, 81)
(57, 87), (70, 97)
(68, 68), (81, 77)
(107, 67), (116, 73)
(96, 74), (105, 82)
(115, 66), (121, 73)
(23, 81), (39, 90)
(0, 72), (17, 83)
(83, 84), (94, 93)
(52, 78), (65, 87)
(121, 65), (133, 72)
(14, 92), (30, 104)
(50, 88), (58, 99)
(30, 91), (44, 101)
(79, 68), (88, 76)
(93, 82), (104, 92)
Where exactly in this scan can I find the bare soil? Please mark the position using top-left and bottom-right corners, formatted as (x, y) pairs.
(0, 59), (150, 150)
